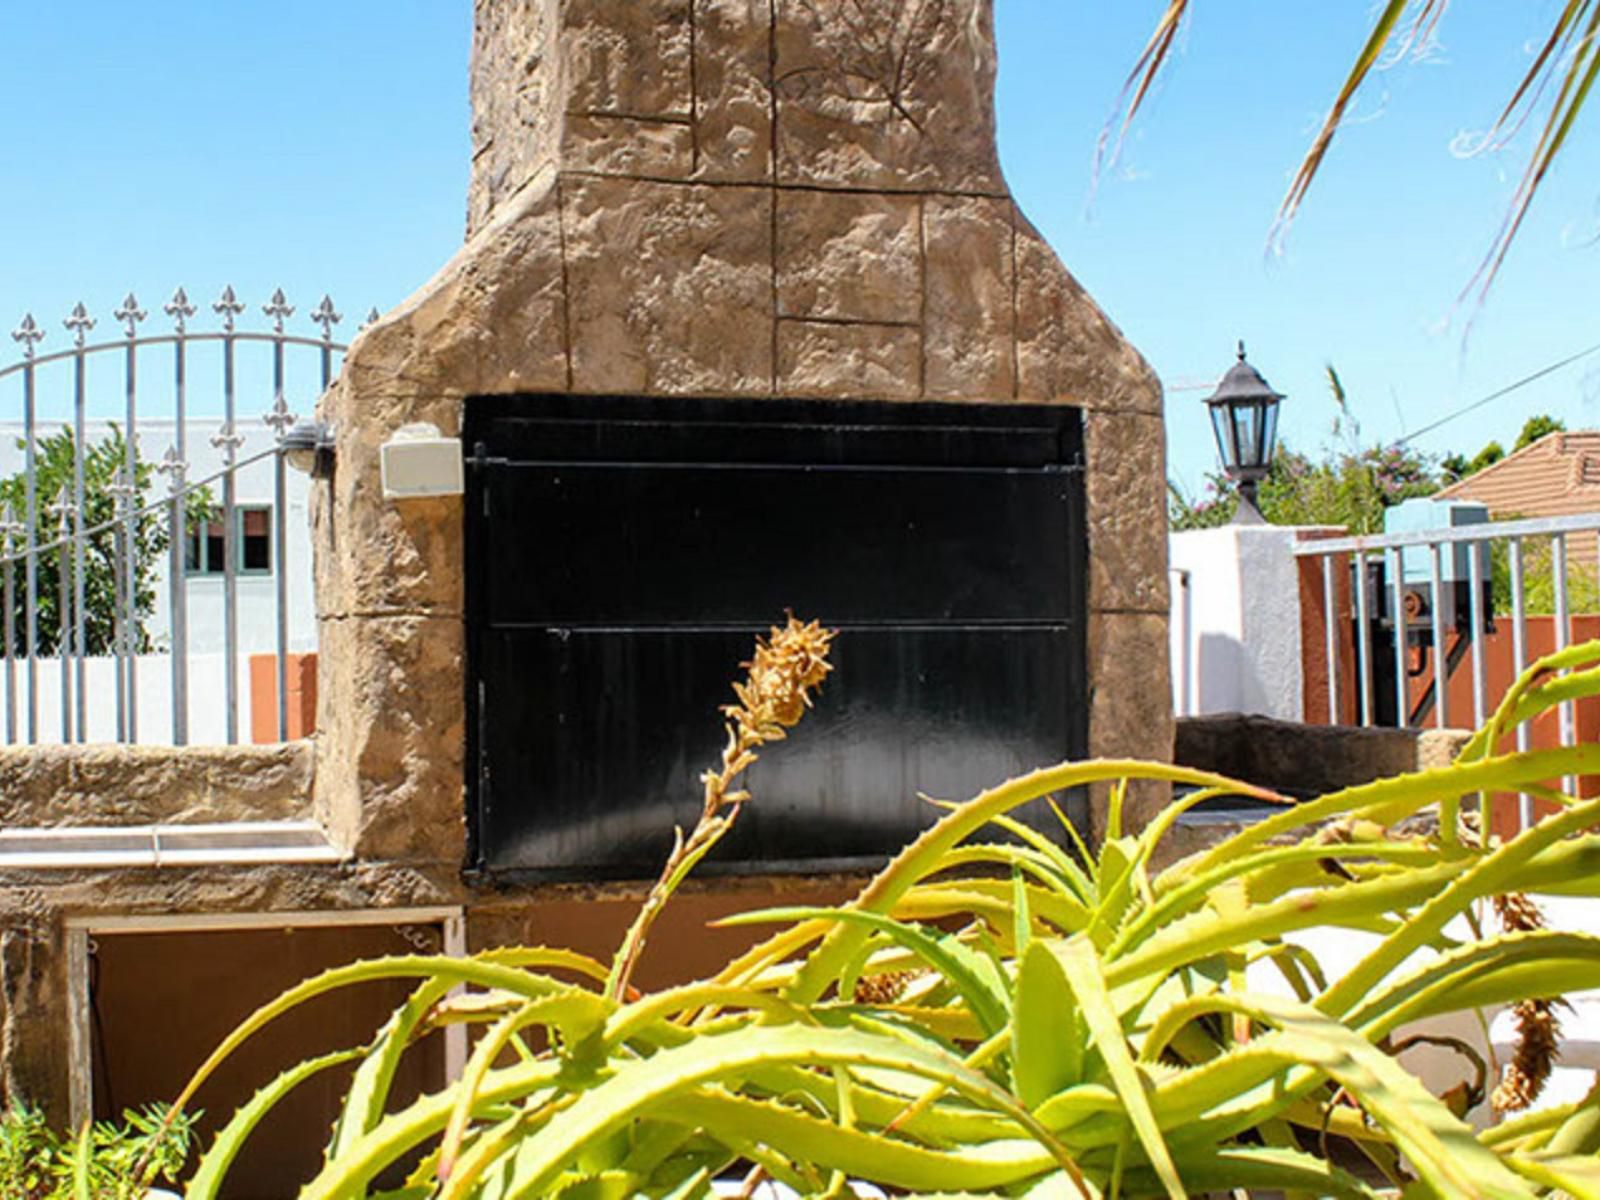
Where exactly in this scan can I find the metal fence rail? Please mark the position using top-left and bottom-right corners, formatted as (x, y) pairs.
(1294, 511), (1600, 829)
(0, 288), (350, 746)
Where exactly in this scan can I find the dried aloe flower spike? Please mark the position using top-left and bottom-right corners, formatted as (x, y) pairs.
(1492, 892), (1563, 1113)
(608, 615), (835, 1001)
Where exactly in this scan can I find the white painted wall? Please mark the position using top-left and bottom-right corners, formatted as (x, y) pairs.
(1168, 524), (1340, 721)
(1, 651), (267, 745)
(1250, 898), (1600, 1129)
(0, 418), (316, 744)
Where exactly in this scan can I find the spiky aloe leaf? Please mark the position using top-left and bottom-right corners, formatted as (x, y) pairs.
(1119, 1143), (1382, 1199)
(1013, 940), (1083, 1108)
(721, 907), (1010, 1038)
(1052, 937), (1183, 1199)
(783, 760), (1278, 1006)
(651, 1090), (1061, 1193)
(1141, 993), (1535, 1199)
(392, 1024), (1089, 1200)
(185, 1047), (365, 1200)
(331, 977), (460, 1162)
(1503, 1151), (1600, 1200)
(169, 949), (596, 1122)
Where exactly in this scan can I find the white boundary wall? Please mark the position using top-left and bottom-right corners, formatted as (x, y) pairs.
(1168, 525), (1342, 721)
(3, 652), (271, 745)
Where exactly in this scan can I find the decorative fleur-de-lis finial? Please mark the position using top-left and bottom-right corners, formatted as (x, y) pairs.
(164, 287), (198, 335)
(47, 487), (76, 534)
(156, 445), (187, 495)
(11, 314), (44, 359)
(310, 294), (341, 343)
(63, 302), (96, 349)
(213, 285), (245, 333)
(262, 287), (294, 335)
(114, 292), (147, 339)
(363, 307), (381, 329)
(210, 420), (245, 456)
(106, 466), (138, 506)
(263, 392), (297, 440)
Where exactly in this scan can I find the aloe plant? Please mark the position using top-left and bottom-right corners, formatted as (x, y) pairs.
(168, 631), (1600, 1198)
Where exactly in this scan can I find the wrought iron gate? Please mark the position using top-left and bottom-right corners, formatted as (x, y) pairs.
(0, 288), (356, 745)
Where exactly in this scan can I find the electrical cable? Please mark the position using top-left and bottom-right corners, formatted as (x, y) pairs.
(1397, 339), (1600, 447)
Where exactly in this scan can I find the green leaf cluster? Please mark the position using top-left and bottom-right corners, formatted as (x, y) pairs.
(0, 1101), (194, 1200)
(168, 645), (1600, 1198)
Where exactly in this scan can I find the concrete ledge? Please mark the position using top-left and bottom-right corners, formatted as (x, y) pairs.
(1175, 713), (1442, 798)
(0, 821), (344, 870)
(0, 740), (315, 828)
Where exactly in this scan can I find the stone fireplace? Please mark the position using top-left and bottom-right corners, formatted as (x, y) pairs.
(314, 0), (1172, 866)
(0, 0), (1172, 1129)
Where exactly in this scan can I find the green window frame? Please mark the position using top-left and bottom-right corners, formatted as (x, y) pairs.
(184, 505), (273, 576)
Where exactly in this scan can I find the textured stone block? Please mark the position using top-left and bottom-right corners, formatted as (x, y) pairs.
(772, 0), (1004, 193)
(562, 177), (773, 394)
(1012, 208), (1161, 414)
(776, 189), (921, 324)
(315, 613), (467, 861)
(922, 194), (1013, 400)
(1087, 610), (1175, 834)
(344, 178), (571, 399)
(1085, 409), (1170, 614)
(777, 319), (920, 399)
(0, 742), (314, 829)
(562, 0), (693, 119)
(469, 0), (561, 233)
(562, 114), (694, 179)
(313, 381), (466, 620)
(693, 0), (774, 182)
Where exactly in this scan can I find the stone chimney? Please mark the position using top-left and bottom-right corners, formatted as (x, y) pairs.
(313, 0), (1171, 858)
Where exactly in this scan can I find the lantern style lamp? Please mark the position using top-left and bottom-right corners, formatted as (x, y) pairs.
(1204, 341), (1284, 524)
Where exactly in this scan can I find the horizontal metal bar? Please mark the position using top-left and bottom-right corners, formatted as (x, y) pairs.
(1291, 510), (1600, 555)
(0, 332), (348, 380)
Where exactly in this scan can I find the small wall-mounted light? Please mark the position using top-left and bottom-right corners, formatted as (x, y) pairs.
(281, 418), (336, 479)
(381, 422), (463, 500)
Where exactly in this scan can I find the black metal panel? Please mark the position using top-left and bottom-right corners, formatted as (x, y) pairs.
(464, 394), (1088, 881)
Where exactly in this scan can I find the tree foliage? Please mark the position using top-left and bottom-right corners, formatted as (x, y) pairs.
(1115, 3), (1600, 300)
(0, 428), (211, 657)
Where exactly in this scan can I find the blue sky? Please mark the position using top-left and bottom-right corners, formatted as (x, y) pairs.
(2, 3), (1598, 496)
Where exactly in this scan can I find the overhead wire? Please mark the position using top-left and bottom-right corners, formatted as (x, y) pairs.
(1396, 338), (1600, 446)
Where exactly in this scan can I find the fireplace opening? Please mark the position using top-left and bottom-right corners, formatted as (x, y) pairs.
(464, 395), (1088, 881)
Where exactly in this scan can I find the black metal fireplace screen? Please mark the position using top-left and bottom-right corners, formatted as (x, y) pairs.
(464, 394), (1088, 881)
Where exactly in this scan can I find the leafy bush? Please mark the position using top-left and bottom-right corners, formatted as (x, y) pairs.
(0, 1101), (193, 1199)
(166, 627), (1600, 1197)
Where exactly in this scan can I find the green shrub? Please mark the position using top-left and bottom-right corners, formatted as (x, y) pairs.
(167, 628), (1600, 1198)
(0, 1102), (193, 1200)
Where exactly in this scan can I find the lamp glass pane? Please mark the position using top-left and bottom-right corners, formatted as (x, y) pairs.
(1260, 400), (1280, 469)
(1235, 402), (1261, 469)
(1209, 405), (1235, 471)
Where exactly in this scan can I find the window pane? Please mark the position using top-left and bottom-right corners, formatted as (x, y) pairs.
(206, 521), (225, 575)
(241, 507), (271, 572)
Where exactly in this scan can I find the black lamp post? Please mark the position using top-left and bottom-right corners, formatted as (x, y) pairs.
(1204, 341), (1284, 524)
